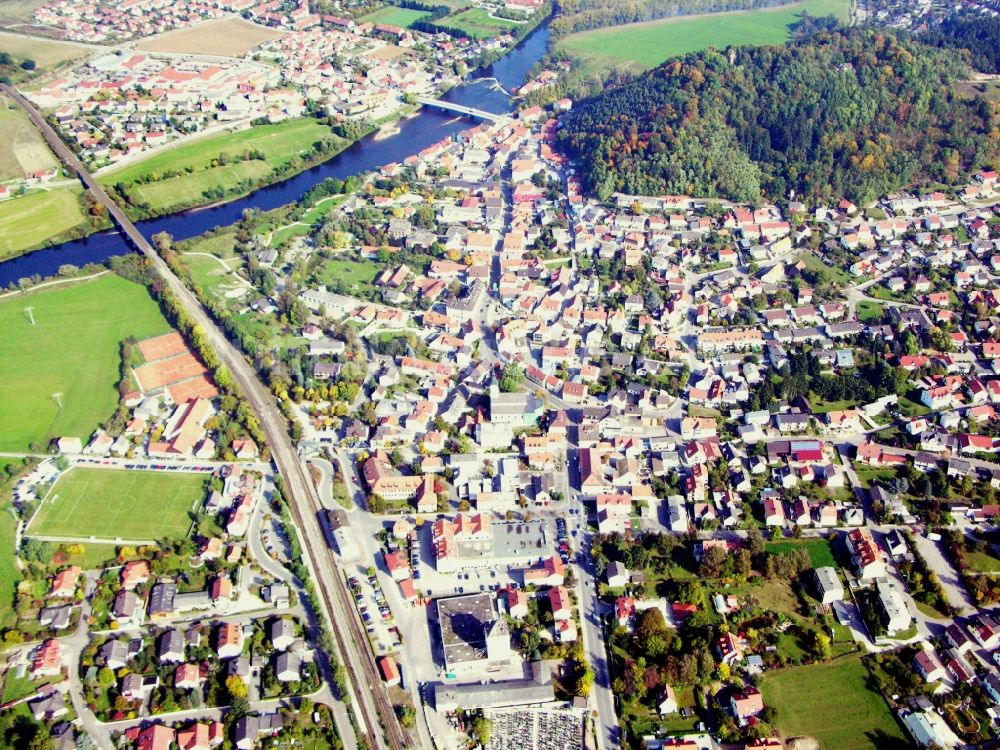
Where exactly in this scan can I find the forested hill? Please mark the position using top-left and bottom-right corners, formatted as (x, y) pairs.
(921, 13), (1000, 75)
(555, 30), (998, 204)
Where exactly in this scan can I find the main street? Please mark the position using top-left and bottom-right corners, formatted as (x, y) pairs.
(0, 84), (408, 750)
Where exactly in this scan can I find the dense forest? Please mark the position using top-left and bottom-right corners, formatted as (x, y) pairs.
(921, 12), (1000, 74)
(555, 30), (998, 204)
(549, 0), (797, 37)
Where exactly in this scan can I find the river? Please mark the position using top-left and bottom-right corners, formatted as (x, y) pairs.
(0, 22), (550, 288)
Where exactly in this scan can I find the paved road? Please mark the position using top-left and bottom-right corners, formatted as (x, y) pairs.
(0, 84), (408, 750)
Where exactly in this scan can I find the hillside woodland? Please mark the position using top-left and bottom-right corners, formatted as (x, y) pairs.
(555, 30), (999, 204)
(921, 12), (1000, 75)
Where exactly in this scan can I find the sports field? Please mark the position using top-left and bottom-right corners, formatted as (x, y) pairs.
(28, 468), (207, 541)
(99, 118), (343, 214)
(0, 94), (58, 180)
(0, 187), (87, 259)
(761, 655), (908, 749)
(0, 274), (170, 452)
(358, 6), (430, 28)
(444, 7), (523, 38)
(0, 29), (89, 69)
(136, 17), (282, 57)
(555, 0), (850, 75)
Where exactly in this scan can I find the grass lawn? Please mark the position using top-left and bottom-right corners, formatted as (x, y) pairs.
(0, 275), (171, 452)
(761, 654), (909, 749)
(28, 468), (207, 541)
(853, 465), (898, 489)
(856, 299), (884, 323)
(797, 250), (853, 286)
(129, 160), (273, 213)
(0, 504), (18, 629)
(965, 549), (1000, 574)
(898, 393), (930, 418)
(1, 669), (59, 703)
(444, 7), (523, 38)
(99, 119), (343, 213)
(315, 257), (380, 294)
(556, 0), (850, 75)
(358, 6), (430, 27)
(0, 187), (88, 260)
(766, 538), (836, 568)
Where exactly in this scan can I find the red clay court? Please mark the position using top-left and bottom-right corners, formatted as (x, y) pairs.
(134, 333), (219, 402)
(137, 332), (188, 361)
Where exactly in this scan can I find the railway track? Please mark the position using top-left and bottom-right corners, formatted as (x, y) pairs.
(0, 84), (411, 750)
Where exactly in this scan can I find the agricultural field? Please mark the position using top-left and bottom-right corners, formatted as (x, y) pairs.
(0, 94), (58, 180)
(444, 7), (523, 38)
(0, 0), (46, 24)
(0, 274), (170, 452)
(136, 17), (283, 57)
(0, 186), (88, 260)
(27, 468), (207, 541)
(358, 6), (431, 28)
(555, 0), (851, 75)
(99, 118), (344, 214)
(0, 29), (89, 69)
(761, 654), (909, 749)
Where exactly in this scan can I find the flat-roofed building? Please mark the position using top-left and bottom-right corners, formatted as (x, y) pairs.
(436, 593), (515, 674)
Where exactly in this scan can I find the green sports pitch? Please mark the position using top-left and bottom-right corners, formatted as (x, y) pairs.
(27, 468), (207, 542)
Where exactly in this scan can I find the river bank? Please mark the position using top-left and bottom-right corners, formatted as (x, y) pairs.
(0, 20), (551, 288)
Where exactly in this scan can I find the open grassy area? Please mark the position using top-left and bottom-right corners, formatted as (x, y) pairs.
(0, 29), (89, 70)
(28, 468), (206, 541)
(136, 17), (282, 56)
(315, 257), (380, 294)
(965, 549), (1000, 574)
(761, 654), (909, 749)
(556, 0), (850, 75)
(856, 299), (884, 323)
(797, 249), (853, 286)
(0, 94), (58, 180)
(0, 503), (18, 628)
(766, 538), (836, 568)
(0, 0), (48, 23)
(358, 6), (431, 27)
(0, 274), (170, 452)
(444, 7), (523, 38)
(0, 187), (89, 260)
(99, 118), (344, 214)
(853, 465), (898, 489)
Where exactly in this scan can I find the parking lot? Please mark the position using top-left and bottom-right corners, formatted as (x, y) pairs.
(346, 565), (402, 657)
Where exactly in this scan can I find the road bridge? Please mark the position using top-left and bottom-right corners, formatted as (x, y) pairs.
(1, 83), (409, 750)
(413, 94), (506, 122)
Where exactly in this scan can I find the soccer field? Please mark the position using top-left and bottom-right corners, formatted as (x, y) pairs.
(28, 468), (207, 541)
(0, 275), (171, 452)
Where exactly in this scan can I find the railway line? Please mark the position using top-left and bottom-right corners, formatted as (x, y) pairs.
(0, 83), (411, 750)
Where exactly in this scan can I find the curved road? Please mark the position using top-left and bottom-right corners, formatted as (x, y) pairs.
(0, 84), (409, 750)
